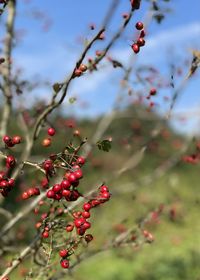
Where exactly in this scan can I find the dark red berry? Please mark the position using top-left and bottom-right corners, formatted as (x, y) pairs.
(42, 231), (49, 238)
(76, 156), (85, 166)
(12, 135), (22, 145)
(131, 43), (140, 54)
(83, 203), (91, 211)
(59, 249), (68, 258)
(135, 21), (143, 30)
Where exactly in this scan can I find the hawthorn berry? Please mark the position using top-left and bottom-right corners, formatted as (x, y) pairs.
(60, 259), (69, 269)
(47, 127), (56, 136)
(6, 155), (16, 169)
(76, 156), (85, 166)
(85, 234), (93, 243)
(131, 43), (140, 54)
(135, 21), (144, 30)
(42, 138), (51, 147)
(59, 249), (68, 258)
(12, 135), (22, 145)
(42, 231), (49, 238)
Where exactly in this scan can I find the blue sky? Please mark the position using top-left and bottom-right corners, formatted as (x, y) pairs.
(3, 0), (200, 134)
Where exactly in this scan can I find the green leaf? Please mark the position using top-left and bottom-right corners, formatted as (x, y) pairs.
(53, 83), (62, 93)
(69, 97), (76, 104)
(96, 140), (112, 152)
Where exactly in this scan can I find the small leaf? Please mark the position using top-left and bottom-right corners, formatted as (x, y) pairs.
(69, 97), (76, 104)
(53, 83), (62, 93)
(96, 140), (112, 152)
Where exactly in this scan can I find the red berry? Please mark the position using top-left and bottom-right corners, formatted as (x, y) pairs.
(66, 223), (74, 232)
(22, 192), (29, 200)
(74, 169), (83, 179)
(100, 185), (109, 192)
(61, 179), (71, 189)
(82, 211), (90, 219)
(74, 218), (85, 228)
(42, 231), (49, 238)
(0, 180), (8, 189)
(12, 135), (22, 145)
(137, 37), (145, 47)
(150, 88), (157, 96)
(135, 21), (144, 30)
(47, 127), (56, 136)
(60, 259), (69, 269)
(83, 203), (91, 211)
(68, 173), (77, 183)
(6, 155), (16, 169)
(3, 135), (11, 145)
(62, 189), (71, 198)
(76, 156), (85, 166)
(59, 249), (68, 258)
(46, 189), (55, 199)
(52, 184), (62, 193)
(131, 43), (140, 54)
(83, 221), (91, 230)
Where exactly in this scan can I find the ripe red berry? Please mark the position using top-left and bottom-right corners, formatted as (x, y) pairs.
(74, 218), (85, 228)
(100, 185), (109, 193)
(74, 169), (83, 179)
(47, 127), (56, 136)
(83, 221), (91, 230)
(12, 135), (22, 145)
(60, 259), (69, 269)
(3, 135), (11, 145)
(66, 223), (74, 232)
(131, 43), (140, 54)
(52, 184), (62, 193)
(82, 211), (90, 219)
(137, 37), (145, 47)
(42, 231), (49, 238)
(46, 189), (55, 199)
(150, 88), (157, 96)
(77, 156), (85, 166)
(22, 191), (29, 200)
(59, 249), (68, 258)
(135, 21), (144, 30)
(0, 180), (8, 189)
(6, 155), (16, 169)
(61, 179), (71, 189)
(83, 203), (91, 211)
(67, 173), (77, 183)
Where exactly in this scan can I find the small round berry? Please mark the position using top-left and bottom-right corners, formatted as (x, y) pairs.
(0, 180), (8, 189)
(100, 185), (109, 193)
(22, 192), (29, 200)
(83, 221), (91, 230)
(137, 37), (145, 47)
(85, 234), (93, 243)
(82, 211), (90, 219)
(52, 184), (62, 193)
(12, 135), (22, 145)
(131, 43), (140, 54)
(83, 203), (91, 211)
(46, 189), (55, 199)
(6, 155), (16, 168)
(59, 249), (68, 258)
(47, 127), (56, 136)
(42, 231), (49, 238)
(61, 179), (71, 189)
(3, 135), (12, 145)
(67, 173), (77, 183)
(150, 88), (157, 96)
(74, 218), (85, 228)
(60, 259), (69, 269)
(66, 223), (74, 232)
(135, 21), (144, 30)
(74, 169), (83, 180)
(42, 138), (51, 147)
(77, 156), (85, 166)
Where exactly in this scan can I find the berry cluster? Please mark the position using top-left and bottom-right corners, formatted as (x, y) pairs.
(58, 185), (111, 269)
(131, 21), (146, 54)
(22, 187), (40, 200)
(46, 156), (85, 201)
(3, 135), (22, 147)
(0, 171), (15, 197)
